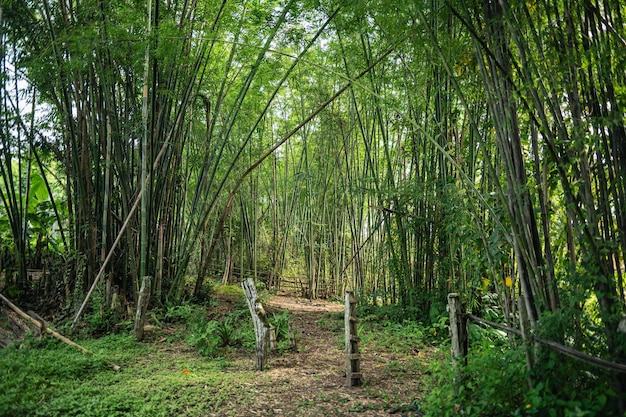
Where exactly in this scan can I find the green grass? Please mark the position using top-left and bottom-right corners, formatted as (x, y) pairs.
(0, 334), (253, 417)
(213, 284), (245, 299)
(317, 304), (445, 353)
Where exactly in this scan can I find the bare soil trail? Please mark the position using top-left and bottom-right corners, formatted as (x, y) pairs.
(217, 293), (430, 417)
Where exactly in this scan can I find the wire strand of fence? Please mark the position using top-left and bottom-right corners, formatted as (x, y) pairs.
(465, 313), (626, 374)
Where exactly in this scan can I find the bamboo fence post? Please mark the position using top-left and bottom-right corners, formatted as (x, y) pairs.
(134, 276), (152, 341)
(345, 291), (362, 386)
(448, 293), (468, 361)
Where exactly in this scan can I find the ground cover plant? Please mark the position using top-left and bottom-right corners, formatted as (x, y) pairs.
(3, 288), (623, 416)
(0, 333), (253, 417)
(420, 322), (620, 417)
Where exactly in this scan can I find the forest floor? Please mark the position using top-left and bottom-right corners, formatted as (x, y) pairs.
(0, 288), (443, 416)
(202, 291), (438, 416)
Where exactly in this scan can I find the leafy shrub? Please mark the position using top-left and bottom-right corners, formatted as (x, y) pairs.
(164, 302), (196, 323)
(421, 326), (620, 417)
(184, 305), (221, 356)
(186, 319), (220, 357)
(269, 311), (295, 351)
(269, 311), (291, 341)
(361, 319), (429, 353)
(358, 303), (423, 324)
(357, 304), (447, 347)
(516, 378), (613, 417)
(181, 303), (254, 355)
(84, 307), (116, 335)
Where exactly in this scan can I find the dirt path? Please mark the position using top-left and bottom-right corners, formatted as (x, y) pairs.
(220, 294), (427, 417)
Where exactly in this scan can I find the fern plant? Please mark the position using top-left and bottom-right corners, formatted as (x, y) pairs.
(215, 318), (235, 347)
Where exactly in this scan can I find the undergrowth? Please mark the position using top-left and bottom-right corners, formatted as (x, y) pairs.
(0, 334), (253, 417)
(163, 293), (294, 357)
(357, 303), (450, 350)
(343, 302), (621, 416)
(269, 310), (296, 352)
(163, 299), (255, 357)
(420, 321), (621, 417)
(0, 282), (297, 417)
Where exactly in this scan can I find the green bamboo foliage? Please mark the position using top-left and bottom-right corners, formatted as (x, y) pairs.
(440, 0), (626, 406)
(4, 6), (626, 408)
(470, 1), (548, 326)
(0, 18), (69, 298)
(0, 31), (29, 288)
(6, 0), (329, 305)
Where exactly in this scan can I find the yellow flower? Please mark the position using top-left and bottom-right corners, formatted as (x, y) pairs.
(525, 404), (531, 409)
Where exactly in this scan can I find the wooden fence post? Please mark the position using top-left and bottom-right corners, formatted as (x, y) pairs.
(517, 296), (535, 390)
(448, 293), (467, 389)
(242, 278), (270, 370)
(269, 325), (277, 352)
(134, 276), (152, 341)
(448, 293), (467, 362)
(345, 291), (362, 387)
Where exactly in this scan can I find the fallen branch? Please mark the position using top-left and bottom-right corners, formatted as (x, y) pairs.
(0, 293), (121, 371)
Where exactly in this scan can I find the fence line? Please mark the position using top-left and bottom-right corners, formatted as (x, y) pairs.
(448, 293), (626, 375)
(205, 262), (332, 298)
(466, 313), (626, 374)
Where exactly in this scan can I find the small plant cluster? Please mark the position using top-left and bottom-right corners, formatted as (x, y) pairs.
(80, 290), (133, 336)
(164, 303), (247, 357)
(269, 310), (296, 352)
(165, 301), (294, 357)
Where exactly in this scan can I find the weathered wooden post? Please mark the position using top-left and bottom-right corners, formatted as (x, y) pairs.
(269, 325), (277, 352)
(518, 297), (535, 390)
(448, 293), (467, 390)
(242, 278), (271, 370)
(448, 293), (467, 363)
(345, 291), (362, 387)
(134, 276), (152, 341)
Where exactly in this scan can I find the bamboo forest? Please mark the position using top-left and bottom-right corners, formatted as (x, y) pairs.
(1, 0), (625, 415)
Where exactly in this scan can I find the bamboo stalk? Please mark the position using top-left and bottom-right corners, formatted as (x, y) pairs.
(192, 40), (402, 296)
